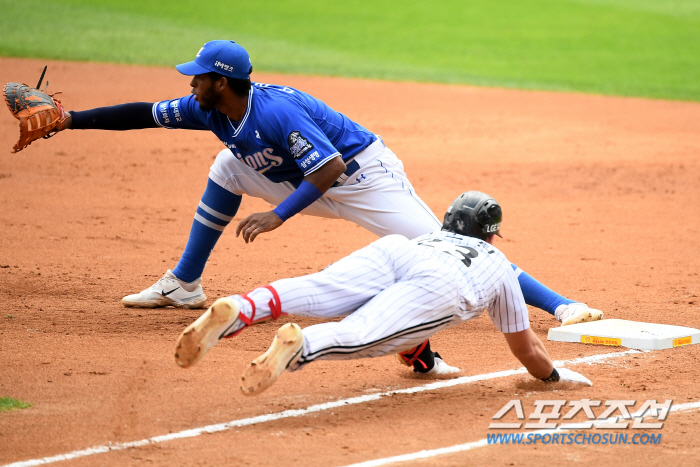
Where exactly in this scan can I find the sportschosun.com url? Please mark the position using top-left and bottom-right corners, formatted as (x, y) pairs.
(486, 432), (661, 445)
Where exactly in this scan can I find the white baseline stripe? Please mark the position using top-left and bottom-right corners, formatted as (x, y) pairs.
(338, 400), (700, 467)
(2, 349), (641, 467)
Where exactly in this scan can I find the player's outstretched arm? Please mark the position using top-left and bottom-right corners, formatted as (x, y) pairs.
(67, 103), (159, 130)
(511, 264), (604, 326)
(236, 156), (347, 243)
(503, 327), (592, 385)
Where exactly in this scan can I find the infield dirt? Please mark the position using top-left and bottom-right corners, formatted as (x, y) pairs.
(1, 57), (699, 466)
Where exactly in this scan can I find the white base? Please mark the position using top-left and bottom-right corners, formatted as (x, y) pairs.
(548, 319), (700, 350)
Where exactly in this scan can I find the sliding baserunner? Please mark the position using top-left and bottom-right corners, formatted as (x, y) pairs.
(174, 191), (594, 393)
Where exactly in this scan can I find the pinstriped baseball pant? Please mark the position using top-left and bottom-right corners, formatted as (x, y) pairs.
(244, 235), (463, 369)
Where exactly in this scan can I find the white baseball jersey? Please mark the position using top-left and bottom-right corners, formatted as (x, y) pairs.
(410, 230), (530, 333)
(230, 231), (529, 367)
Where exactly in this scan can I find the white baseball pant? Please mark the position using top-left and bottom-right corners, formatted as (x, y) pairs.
(208, 138), (441, 239)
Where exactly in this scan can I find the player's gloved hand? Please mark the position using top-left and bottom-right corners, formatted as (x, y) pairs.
(4, 77), (70, 153)
(555, 367), (592, 386)
(236, 211), (285, 243)
(555, 303), (604, 327)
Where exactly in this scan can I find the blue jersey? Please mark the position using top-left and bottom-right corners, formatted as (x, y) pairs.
(152, 83), (377, 184)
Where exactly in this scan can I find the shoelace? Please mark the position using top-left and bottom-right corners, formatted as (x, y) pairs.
(154, 274), (178, 287)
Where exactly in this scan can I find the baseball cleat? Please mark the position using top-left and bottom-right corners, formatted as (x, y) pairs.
(426, 355), (460, 375)
(556, 303), (604, 327)
(175, 297), (241, 368)
(239, 323), (303, 396)
(122, 270), (206, 309)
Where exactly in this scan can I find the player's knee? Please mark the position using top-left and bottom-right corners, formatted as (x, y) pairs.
(213, 148), (238, 167)
(209, 149), (247, 194)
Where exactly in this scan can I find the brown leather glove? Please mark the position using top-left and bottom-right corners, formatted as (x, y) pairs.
(4, 81), (70, 153)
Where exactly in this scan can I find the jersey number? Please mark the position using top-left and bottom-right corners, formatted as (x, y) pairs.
(417, 239), (478, 267)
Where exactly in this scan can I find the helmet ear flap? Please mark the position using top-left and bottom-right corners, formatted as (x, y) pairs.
(480, 201), (502, 237)
(476, 203), (492, 226)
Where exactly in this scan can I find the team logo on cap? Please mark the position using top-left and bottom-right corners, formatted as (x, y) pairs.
(287, 131), (314, 159)
(214, 60), (235, 73)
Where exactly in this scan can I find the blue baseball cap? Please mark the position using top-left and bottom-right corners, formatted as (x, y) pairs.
(176, 40), (252, 80)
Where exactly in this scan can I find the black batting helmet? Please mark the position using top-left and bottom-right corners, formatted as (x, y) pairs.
(442, 191), (502, 240)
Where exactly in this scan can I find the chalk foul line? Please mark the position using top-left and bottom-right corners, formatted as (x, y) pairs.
(3, 349), (641, 467)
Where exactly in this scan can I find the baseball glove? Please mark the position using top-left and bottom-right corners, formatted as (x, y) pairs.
(3, 67), (69, 153)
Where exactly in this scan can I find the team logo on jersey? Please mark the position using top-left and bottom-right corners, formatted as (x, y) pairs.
(287, 131), (314, 159)
(228, 145), (284, 174)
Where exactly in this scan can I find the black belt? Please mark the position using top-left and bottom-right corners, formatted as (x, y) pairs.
(331, 159), (360, 188)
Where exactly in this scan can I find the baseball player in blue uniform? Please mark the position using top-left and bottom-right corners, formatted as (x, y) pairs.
(174, 191), (594, 394)
(58, 41), (602, 359)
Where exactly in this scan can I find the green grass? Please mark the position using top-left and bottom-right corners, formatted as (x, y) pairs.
(0, 396), (31, 412)
(1, 0), (699, 100)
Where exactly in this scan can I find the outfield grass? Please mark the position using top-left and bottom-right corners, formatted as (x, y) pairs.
(1, 0), (699, 100)
(0, 396), (31, 412)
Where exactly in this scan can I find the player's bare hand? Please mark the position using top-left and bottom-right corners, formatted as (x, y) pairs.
(236, 211), (284, 243)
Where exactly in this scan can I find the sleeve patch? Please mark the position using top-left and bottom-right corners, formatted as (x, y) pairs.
(157, 101), (171, 125)
(287, 131), (314, 159)
(298, 151), (321, 170)
(170, 99), (183, 123)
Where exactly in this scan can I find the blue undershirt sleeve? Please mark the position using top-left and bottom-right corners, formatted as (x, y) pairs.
(511, 264), (575, 315)
(70, 102), (157, 130)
